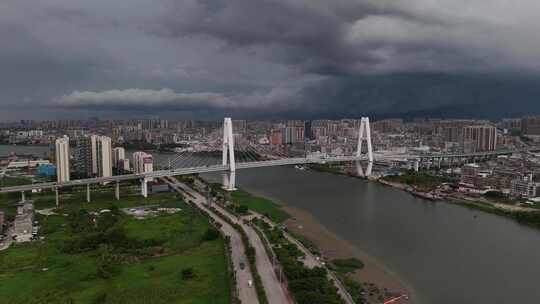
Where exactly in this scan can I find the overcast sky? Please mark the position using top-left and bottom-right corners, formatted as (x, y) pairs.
(2, 0), (540, 121)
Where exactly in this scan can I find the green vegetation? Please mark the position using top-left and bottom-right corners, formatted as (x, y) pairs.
(207, 182), (289, 223)
(330, 258), (364, 275)
(253, 219), (344, 304)
(0, 176), (34, 187)
(0, 187), (231, 304)
(341, 276), (366, 304)
(483, 191), (526, 205)
(309, 163), (344, 175)
(230, 190), (290, 223)
(455, 200), (540, 229)
(383, 171), (451, 192)
(289, 232), (320, 256)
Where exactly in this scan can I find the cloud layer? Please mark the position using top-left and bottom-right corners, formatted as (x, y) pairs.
(2, 0), (540, 119)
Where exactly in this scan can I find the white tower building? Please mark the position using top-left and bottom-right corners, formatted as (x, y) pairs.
(55, 136), (70, 183)
(133, 152), (153, 175)
(112, 147), (126, 169)
(94, 136), (112, 178)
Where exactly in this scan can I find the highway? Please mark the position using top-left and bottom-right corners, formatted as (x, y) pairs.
(161, 177), (260, 304)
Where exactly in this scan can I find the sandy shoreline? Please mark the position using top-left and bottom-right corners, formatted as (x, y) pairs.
(281, 205), (417, 303)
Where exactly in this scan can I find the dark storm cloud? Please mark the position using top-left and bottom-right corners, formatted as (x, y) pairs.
(157, 0), (379, 75)
(156, 0), (540, 75)
(2, 0), (540, 119)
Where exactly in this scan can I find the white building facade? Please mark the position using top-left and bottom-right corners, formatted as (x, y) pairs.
(55, 136), (70, 183)
(112, 147), (126, 169)
(96, 136), (112, 178)
(133, 152), (153, 175)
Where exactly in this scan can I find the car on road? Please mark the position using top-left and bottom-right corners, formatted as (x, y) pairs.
(248, 280), (253, 287)
(240, 262), (245, 270)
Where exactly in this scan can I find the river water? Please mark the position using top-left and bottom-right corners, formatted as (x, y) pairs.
(4, 145), (540, 303)
(204, 166), (540, 304)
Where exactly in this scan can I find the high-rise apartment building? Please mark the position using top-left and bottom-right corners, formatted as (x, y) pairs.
(96, 136), (112, 178)
(304, 120), (313, 140)
(112, 147), (126, 168)
(74, 137), (93, 177)
(463, 125), (497, 152)
(120, 159), (130, 172)
(75, 135), (112, 178)
(270, 129), (283, 145)
(521, 116), (540, 136)
(55, 136), (70, 183)
(501, 118), (522, 131)
(133, 152), (153, 178)
(372, 119), (403, 133)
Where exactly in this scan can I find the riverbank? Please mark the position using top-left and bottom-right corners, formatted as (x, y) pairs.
(211, 175), (416, 303)
(377, 179), (441, 201)
(282, 205), (416, 303)
(377, 178), (540, 229)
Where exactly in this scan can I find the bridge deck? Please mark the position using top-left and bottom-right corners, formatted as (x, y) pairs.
(2, 146), (538, 194)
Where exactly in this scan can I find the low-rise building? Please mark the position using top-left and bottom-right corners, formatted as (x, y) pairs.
(511, 174), (540, 198)
(13, 202), (34, 242)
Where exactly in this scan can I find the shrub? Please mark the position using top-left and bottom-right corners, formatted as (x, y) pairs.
(202, 227), (221, 241)
(181, 267), (195, 280)
(96, 245), (121, 279)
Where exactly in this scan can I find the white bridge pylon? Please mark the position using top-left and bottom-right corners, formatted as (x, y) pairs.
(356, 117), (374, 163)
(222, 117), (237, 191)
(355, 117), (374, 177)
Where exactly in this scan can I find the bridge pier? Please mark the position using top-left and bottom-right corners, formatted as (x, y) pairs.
(55, 188), (59, 207)
(141, 178), (148, 198)
(355, 161), (365, 177)
(115, 181), (120, 200)
(222, 171), (237, 191)
(356, 161), (373, 177)
(86, 184), (91, 203)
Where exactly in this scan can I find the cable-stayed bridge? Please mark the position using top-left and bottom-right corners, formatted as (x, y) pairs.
(1, 117), (539, 203)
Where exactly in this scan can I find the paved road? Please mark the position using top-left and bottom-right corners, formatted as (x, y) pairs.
(162, 177), (259, 304)
(209, 200), (292, 304)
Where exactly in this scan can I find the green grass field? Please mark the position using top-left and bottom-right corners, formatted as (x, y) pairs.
(230, 190), (290, 223)
(0, 186), (231, 304)
(0, 176), (34, 187)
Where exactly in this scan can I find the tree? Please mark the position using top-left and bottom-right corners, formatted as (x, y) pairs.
(236, 205), (249, 215)
(181, 267), (195, 280)
(202, 227), (220, 241)
(96, 245), (121, 279)
(68, 209), (93, 233)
